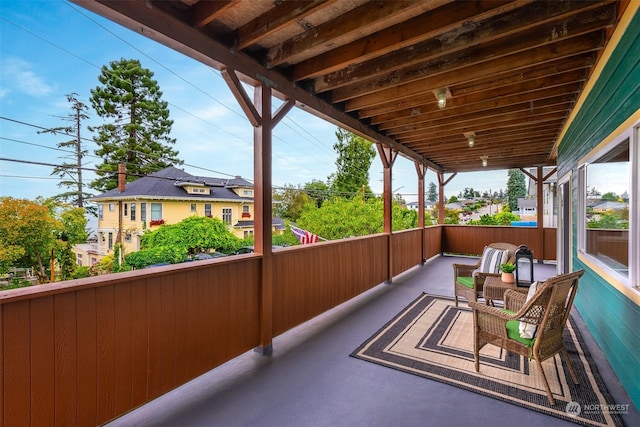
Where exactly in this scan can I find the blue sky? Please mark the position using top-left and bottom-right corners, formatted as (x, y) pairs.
(1, 0), (516, 204)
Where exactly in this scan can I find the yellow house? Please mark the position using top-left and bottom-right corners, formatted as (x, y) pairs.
(89, 166), (261, 257)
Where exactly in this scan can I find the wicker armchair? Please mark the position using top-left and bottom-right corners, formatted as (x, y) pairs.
(452, 243), (518, 307)
(469, 270), (585, 405)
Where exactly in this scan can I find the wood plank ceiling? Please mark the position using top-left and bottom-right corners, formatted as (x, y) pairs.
(74, 0), (623, 174)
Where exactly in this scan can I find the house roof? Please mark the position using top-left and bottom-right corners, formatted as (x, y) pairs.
(91, 166), (253, 202)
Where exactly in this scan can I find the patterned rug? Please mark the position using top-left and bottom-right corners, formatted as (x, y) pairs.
(351, 294), (625, 427)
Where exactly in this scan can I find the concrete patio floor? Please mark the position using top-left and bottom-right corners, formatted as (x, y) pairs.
(106, 255), (639, 427)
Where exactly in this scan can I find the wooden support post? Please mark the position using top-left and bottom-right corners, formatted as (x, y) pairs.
(376, 144), (397, 282)
(437, 172), (457, 225)
(221, 67), (297, 355)
(415, 161), (427, 263)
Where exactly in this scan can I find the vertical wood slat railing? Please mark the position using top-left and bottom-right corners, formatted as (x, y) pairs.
(273, 235), (389, 336)
(441, 225), (557, 261)
(1, 257), (262, 426)
(0, 226), (557, 426)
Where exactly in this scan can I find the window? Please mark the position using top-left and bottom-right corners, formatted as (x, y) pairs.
(130, 203), (136, 221)
(243, 205), (250, 214)
(578, 121), (638, 290)
(124, 203), (128, 217)
(76, 253), (83, 266)
(205, 204), (211, 217)
(151, 203), (162, 220)
(108, 232), (113, 250)
(98, 204), (104, 220)
(190, 203), (197, 212)
(140, 203), (146, 222)
(244, 230), (254, 238)
(243, 189), (253, 196)
(109, 203), (115, 212)
(222, 208), (232, 225)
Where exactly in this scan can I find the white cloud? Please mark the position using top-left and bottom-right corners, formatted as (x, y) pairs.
(1, 57), (55, 97)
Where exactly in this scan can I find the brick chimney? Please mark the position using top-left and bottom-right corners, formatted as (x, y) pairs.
(118, 163), (126, 192)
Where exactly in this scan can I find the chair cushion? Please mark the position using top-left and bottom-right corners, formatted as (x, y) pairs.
(478, 246), (509, 274)
(506, 319), (535, 347)
(519, 281), (541, 339)
(457, 276), (474, 289)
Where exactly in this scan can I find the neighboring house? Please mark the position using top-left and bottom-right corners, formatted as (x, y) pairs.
(71, 238), (100, 267)
(405, 201), (436, 211)
(524, 166), (558, 227)
(88, 166), (259, 258)
(590, 200), (628, 212)
(517, 198), (537, 219)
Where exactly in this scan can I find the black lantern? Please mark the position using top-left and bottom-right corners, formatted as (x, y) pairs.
(515, 244), (534, 287)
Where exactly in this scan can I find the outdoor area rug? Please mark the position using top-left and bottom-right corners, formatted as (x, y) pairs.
(351, 293), (625, 427)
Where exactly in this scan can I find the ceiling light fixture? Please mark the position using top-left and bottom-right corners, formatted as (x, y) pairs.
(437, 89), (447, 109)
(481, 155), (488, 167)
(464, 131), (475, 147)
(433, 87), (450, 109)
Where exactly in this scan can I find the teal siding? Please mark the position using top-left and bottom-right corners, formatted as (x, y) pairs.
(558, 9), (640, 408)
(557, 9), (640, 177)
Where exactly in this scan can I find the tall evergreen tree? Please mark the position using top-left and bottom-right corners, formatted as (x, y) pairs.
(506, 169), (527, 211)
(427, 181), (437, 202)
(328, 129), (376, 199)
(89, 59), (182, 192)
(39, 93), (93, 212)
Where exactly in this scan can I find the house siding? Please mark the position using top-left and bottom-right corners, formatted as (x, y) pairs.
(558, 7), (640, 407)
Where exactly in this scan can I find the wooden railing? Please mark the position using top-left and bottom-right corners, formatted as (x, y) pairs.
(273, 235), (388, 336)
(1, 257), (262, 426)
(586, 228), (628, 266)
(0, 225), (557, 426)
(441, 225), (557, 260)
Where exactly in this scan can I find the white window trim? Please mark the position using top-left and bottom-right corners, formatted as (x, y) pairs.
(557, 171), (572, 275)
(577, 118), (639, 302)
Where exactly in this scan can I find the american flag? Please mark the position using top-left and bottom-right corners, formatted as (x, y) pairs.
(290, 225), (319, 244)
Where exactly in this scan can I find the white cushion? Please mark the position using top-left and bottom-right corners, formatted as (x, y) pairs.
(519, 281), (541, 339)
(478, 246), (509, 274)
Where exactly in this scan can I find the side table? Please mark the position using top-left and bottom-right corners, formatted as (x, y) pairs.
(483, 276), (528, 306)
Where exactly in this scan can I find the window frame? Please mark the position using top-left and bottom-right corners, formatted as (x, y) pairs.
(577, 119), (639, 293)
(222, 207), (232, 225)
(151, 203), (163, 221)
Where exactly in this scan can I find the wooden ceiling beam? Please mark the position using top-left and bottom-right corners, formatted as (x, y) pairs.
(342, 31), (604, 111)
(312, 1), (614, 92)
(190, 0), (235, 28)
(403, 120), (565, 147)
(291, 0), (522, 80)
(266, 0), (431, 68)
(357, 53), (594, 118)
(372, 80), (583, 129)
(381, 95), (576, 134)
(237, 0), (334, 49)
(409, 133), (560, 157)
(396, 112), (566, 143)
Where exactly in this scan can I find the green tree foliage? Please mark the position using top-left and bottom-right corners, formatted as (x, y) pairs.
(600, 191), (619, 202)
(304, 179), (331, 208)
(141, 216), (240, 255)
(427, 181), (438, 202)
(297, 197), (416, 240)
(125, 245), (187, 269)
(273, 184), (315, 221)
(328, 129), (376, 199)
(39, 93), (94, 213)
(90, 59), (182, 192)
(507, 169), (527, 211)
(0, 197), (86, 283)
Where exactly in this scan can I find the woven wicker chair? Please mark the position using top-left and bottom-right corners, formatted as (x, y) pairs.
(469, 270), (585, 405)
(452, 243), (518, 307)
